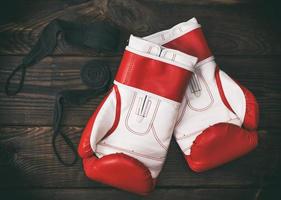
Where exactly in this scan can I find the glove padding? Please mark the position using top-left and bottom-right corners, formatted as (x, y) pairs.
(78, 35), (197, 194)
(145, 18), (259, 172)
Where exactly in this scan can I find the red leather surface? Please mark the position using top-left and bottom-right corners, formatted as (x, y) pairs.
(186, 123), (258, 172)
(78, 87), (113, 159)
(82, 153), (155, 195)
(161, 21), (260, 172)
(215, 67), (235, 113)
(115, 50), (192, 102)
(164, 24), (259, 130)
(215, 67), (259, 130)
(102, 85), (121, 139)
(78, 83), (155, 195)
(237, 83), (259, 131)
(164, 28), (212, 62)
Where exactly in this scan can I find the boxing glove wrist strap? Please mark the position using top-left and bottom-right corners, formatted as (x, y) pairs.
(144, 18), (213, 63)
(115, 49), (194, 102)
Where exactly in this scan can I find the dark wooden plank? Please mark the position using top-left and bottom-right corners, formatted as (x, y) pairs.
(0, 0), (106, 55)
(143, 0), (255, 5)
(0, 1), (280, 56)
(1, 188), (278, 200)
(0, 0), (68, 24)
(0, 127), (280, 188)
(0, 56), (280, 128)
(0, 1), (279, 200)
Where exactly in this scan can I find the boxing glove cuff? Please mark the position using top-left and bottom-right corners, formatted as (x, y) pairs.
(115, 36), (197, 103)
(144, 18), (213, 64)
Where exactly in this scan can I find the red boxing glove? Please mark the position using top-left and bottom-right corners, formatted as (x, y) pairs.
(145, 18), (259, 172)
(78, 35), (197, 194)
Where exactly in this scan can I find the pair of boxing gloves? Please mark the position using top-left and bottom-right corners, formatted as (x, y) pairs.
(78, 18), (259, 195)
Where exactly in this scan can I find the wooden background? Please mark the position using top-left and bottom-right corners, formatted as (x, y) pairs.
(0, 0), (280, 199)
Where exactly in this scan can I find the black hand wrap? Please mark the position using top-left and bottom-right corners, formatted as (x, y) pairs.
(5, 19), (119, 96)
(4, 18), (119, 166)
(52, 61), (112, 166)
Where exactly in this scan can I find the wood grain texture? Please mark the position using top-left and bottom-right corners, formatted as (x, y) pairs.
(143, 0), (255, 5)
(0, 1), (280, 56)
(0, 127), (280, 189)
(0, 0), (280, 199)
(1, 188), (279, 200)
(0, 56), (280, 128)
